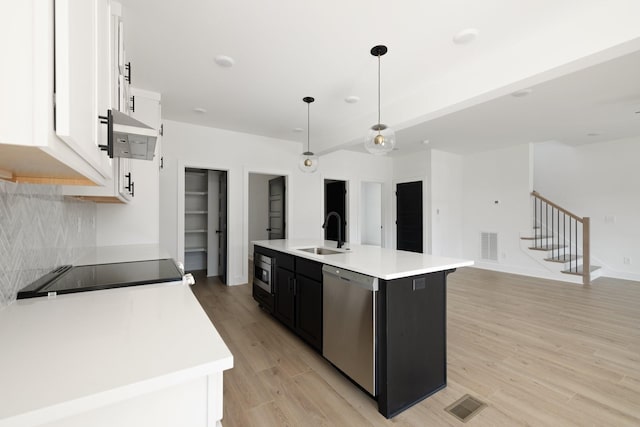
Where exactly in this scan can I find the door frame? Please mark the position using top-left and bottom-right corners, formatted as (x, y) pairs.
(320, 175), (350, 244)
(391, 176), (430, 253)
(243, 166), (291, 263)
(177, 160), (229, 279)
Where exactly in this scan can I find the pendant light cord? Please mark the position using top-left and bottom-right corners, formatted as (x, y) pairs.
(307, 102), (310, 152)
(377, 54), (381, 128)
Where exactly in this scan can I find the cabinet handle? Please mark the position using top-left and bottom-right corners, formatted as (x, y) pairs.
(292, 278), (297, 296)
(124, 62), (131, 83)
(266, 228), (272, 231)
(98, 110), (113, 158)
(125, 173), (134, 197)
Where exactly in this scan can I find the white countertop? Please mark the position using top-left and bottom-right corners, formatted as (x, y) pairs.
(0, 283), (233, 427)
(74, 244), (171, 266)
(253, 239), (474, 280)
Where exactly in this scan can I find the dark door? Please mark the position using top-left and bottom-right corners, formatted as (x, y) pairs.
(396, 181), (423, 253)
(218, 172), (228, 283)
(268, 177), (286, 239)
(324, 180), (346, 242)
(274, 267), (295, 328)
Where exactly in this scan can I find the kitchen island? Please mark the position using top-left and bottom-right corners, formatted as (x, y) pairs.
(252, 239), (473, 418)
(0, 280), (233, 427)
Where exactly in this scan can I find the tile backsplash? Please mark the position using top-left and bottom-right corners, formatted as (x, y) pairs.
(0, 181), (96, 308)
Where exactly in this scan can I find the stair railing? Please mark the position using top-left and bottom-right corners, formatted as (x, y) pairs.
(531, 191), (591, 285)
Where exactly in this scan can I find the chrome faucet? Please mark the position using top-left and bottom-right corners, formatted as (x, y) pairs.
(322, 211), (344, 249)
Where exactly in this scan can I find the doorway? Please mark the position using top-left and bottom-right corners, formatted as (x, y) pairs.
(361, 181), (383, 246)
(324, 180), (347, 243)
(184, 168), (228, 283)
(248, 173), (286, 257)
(396, 180), (423, 253)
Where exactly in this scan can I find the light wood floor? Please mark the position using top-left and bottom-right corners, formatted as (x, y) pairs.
(191, 268), (640, 426)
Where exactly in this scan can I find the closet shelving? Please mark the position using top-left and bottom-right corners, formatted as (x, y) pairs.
(184, 169), (208, 270)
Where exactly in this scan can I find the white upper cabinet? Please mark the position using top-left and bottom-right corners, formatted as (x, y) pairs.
(63, 0), (162, 203)
(0, 0), (112, 185)
(55, 0), (97, 160)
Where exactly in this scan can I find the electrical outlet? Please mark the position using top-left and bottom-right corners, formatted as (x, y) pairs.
(623, 257), (632, 265)
(604, 215), (616, 224)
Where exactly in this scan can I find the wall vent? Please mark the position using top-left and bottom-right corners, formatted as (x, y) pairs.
(481, 232), (498, 261)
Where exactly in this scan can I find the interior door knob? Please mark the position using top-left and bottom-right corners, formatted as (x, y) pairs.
(266, 228), (272, 231)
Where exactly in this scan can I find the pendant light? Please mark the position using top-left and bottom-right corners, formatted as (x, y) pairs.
(299, 96), (319, 173)
(364, 45), (395, 155)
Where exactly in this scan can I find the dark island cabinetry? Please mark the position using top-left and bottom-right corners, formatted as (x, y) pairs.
(254, 248), (323, 352)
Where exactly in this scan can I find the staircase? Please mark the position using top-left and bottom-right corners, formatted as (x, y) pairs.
(521, 191), (601, 285)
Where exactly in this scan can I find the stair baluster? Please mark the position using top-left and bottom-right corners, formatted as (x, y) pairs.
(529, 191), (592, 285)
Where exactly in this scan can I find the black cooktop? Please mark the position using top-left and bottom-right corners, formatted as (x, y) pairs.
(17, 259), (183, 299)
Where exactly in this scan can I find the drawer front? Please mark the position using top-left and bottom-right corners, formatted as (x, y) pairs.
(296, 257), (323, 282)
(276, 252), (295, 271)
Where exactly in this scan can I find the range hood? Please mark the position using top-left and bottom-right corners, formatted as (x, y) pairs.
(100, 110), (157, 161)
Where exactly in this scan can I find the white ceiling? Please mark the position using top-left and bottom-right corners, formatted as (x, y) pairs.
(121, 0), (640, 155)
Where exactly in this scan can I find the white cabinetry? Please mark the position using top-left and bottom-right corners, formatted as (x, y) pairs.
(0, 0), (112, 185)
(63, 2), (162, 203)
(64, 87), (161, 203)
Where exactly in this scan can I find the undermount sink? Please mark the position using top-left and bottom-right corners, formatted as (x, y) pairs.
(297, 247), (347, 255)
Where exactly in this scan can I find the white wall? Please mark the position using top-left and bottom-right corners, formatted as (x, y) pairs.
(461, 144), (544, 276)
(361, 182), (382, 246)
(430, 149), (463, 258)
(248, 173), (280, 258)
(160, 120), (393, 286)
(534, 138), (640, 280)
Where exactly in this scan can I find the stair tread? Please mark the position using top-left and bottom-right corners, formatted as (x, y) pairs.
(544, 255), (581, 263)
(562, 265), (601, 275)
(529, 244), (566, 251)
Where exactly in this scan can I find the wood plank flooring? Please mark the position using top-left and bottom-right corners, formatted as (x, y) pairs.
(191, 267), (640, 426)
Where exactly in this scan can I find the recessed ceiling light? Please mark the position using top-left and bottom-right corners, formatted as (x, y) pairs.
(345, 95), (360, 104)
(587, 132), (600, 137)
(511, 88), (533, 98)
(214, 55), (235, 68)
(193, 107), (207, 113)
(453, 28), (479, 45)
(292, 127), (304, 133)
(422, 139), (430, 145)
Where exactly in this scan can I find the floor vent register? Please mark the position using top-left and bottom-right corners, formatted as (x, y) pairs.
(445, 394), (487, 423)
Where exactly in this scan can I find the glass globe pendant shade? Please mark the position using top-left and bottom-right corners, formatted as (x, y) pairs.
(365, 124), (395, 155)
(299, 151), (318, 173)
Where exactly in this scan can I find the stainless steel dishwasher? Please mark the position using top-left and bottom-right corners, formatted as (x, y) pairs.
(322, 265), (378, 395)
